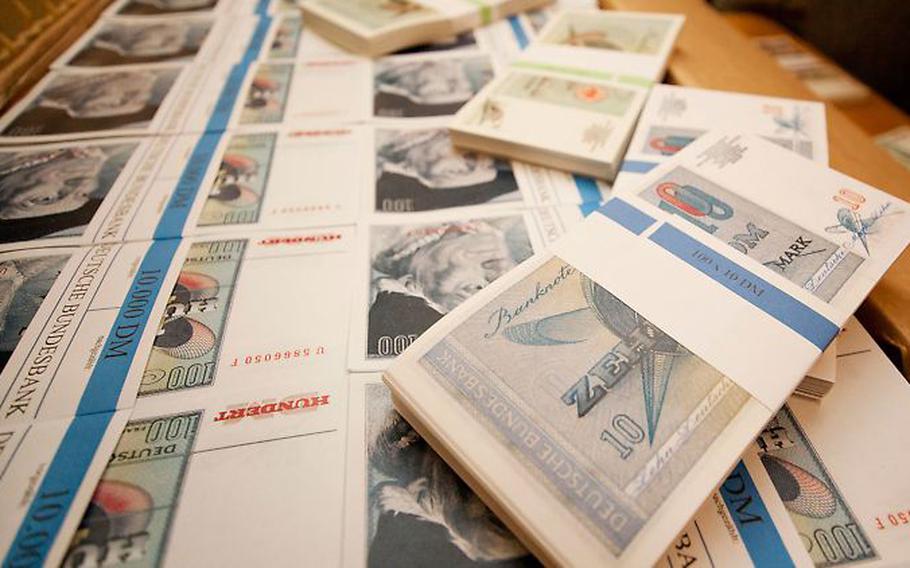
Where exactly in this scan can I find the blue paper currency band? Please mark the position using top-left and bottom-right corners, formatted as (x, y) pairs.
(243, 14), (274, 65)
(207, 15), (273, 131)
(507, 15), (529, 49)
(4, 412), (113, 567)
(597, 197), (656, 235)
(77, 239), (180, 415)
(650, 224), (839, 350)
(154, 131), (222, 238)
(620, 160), (658, 174)
(422, 340), (643, 552)
(153, 14), (272, 238)
(154, 131), (222, 239)
(580, 201), (600, 217)
(720, 462), (795, 568)
(573, 174), (602, 205)
(205, 64), (251, 132)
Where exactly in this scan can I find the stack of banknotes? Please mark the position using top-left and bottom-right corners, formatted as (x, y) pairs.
(450, 9), (684, 179)
(0, 0), (908, 567)
(299, 0), (552, 56)
(385, 129), (910, 565)
(753, 35), (870, 104)
(615, 84), (840, 398)
(877, 125), (910, 172)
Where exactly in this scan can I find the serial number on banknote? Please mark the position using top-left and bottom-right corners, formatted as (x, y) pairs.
(270, 204), (341, 215)
(228, 346), (327, 367)
(873, 508), (910, 531)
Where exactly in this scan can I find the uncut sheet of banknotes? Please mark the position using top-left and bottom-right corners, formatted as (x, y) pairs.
(0, 0), (909, 567)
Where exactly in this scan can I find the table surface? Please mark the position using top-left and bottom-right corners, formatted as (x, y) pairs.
(0, 0), (113, 110)
(723, 12), (910, 137)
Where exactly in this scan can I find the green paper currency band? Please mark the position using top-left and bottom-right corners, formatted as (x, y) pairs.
(462, 0), (492, 24)
(511, 61), (653, 88)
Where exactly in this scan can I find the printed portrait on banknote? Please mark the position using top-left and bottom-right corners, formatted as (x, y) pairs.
(0, 254), (69, 373)
(755, 406), (875, 566)
(394, 31), (477, 55)
(366, 216), (533, 358)
(268, 16), (303, 59)
(199, 133), (274, 226)
(374, 55), (493, 118)
(374, 128), (520, 213)
(241, 64), (293, 125)
(1, 68), (181, 138)
(0, 143), (137, 243)
(64, 411), (201, 567)
(140, 240), (245, 396)
(116, 0), (219, 16)
(364, 383), (536, 567)
(68, 19), (213, 66)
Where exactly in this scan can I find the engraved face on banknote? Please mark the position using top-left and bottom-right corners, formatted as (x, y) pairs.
(418, 257), (750, 554)
(117, 0), (219, 16)
(69, 20), (212, 66)
(240, 64), (293, 125)
(367, 216), (533, 359)
(140, 240), (245, 396)
(0, 143), (137, 243)
(269, 16), (303, 60)
(375, 128), (520, 213)
(393, 31), (476, 55)
(638, 167), (864, 301)
(364, 383), (536, 567)
(374, 55), (494, 118)
(1, 68), (181, 137)
(199, 133), (275, 226)
(312, 0), (435, 31)
(0, 254), (69, 373)
(541, 13), (673, 55)
(755, 406), (876, 566)
(64, 411), (201, 567)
